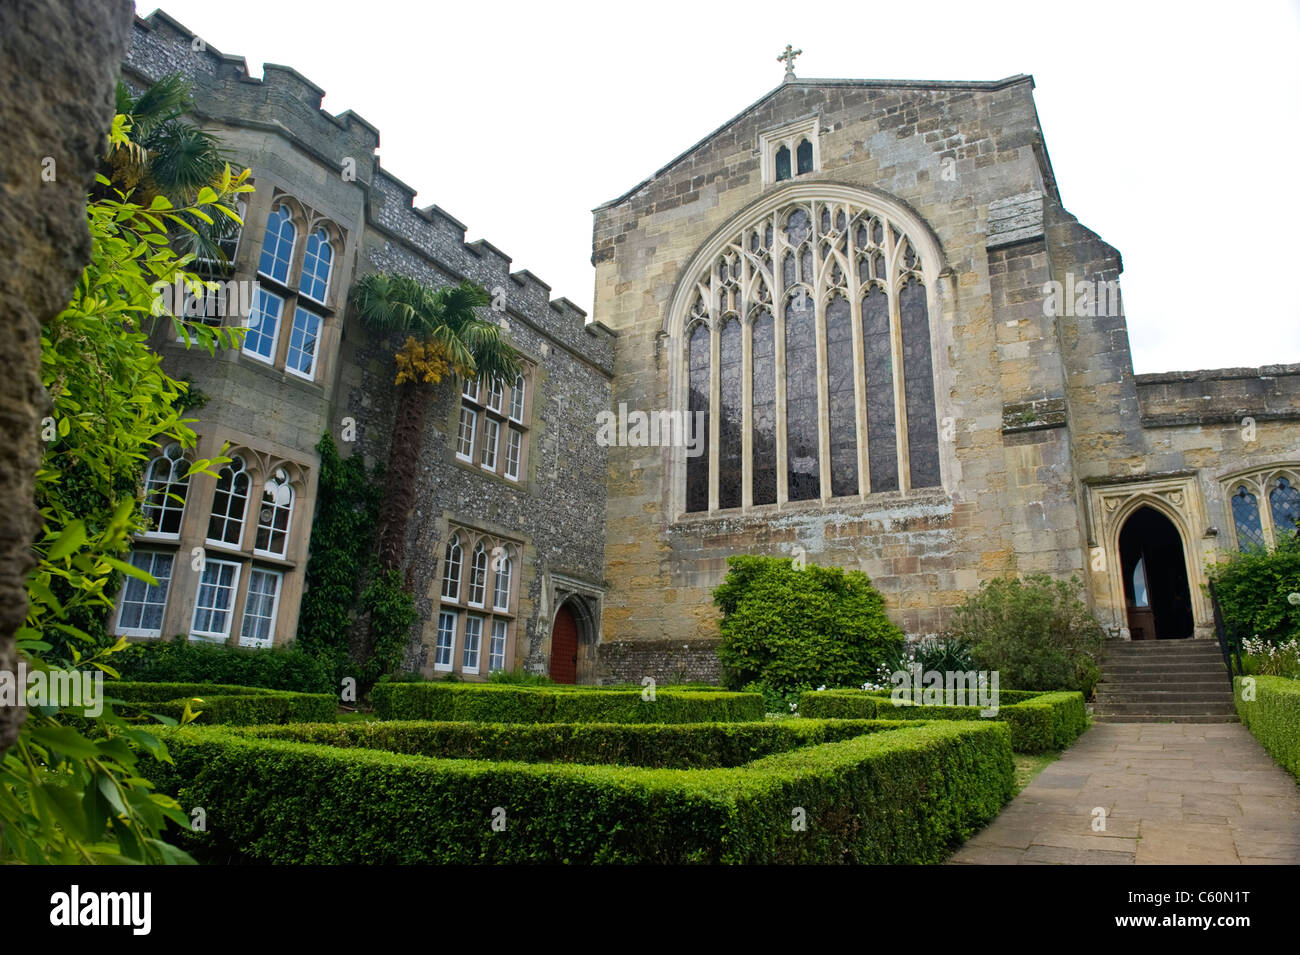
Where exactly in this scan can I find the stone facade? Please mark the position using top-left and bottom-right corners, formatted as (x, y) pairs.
(116, 10), (1300, 682)
(117, 11), (613, 679)
(592, 74), (1300, 655)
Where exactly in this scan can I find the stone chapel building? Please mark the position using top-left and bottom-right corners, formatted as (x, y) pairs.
(113, 10), (1300, 684)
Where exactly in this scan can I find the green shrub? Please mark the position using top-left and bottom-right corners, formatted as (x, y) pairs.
(1234, 675), (1300, 779)
(797, 688), (1087, 753)
(142, 719), (1013, 863)
(947, 574), (1105, 697)
(487, 669), (556, 686)
(1209, 534), (1300, 644)
(107, 681), (337, 725)
(370, 682), (764, 723)
(232, 718), (896, 769)
(114, 636), (334, 693)
(713, 555), (904, 698)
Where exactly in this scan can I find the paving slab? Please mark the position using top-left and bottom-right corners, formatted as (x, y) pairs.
(949, 723), (1300, 864)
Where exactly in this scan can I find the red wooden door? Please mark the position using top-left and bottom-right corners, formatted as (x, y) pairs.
(550, 604), (579, 684)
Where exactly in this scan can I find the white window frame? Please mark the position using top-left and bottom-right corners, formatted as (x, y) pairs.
(504, 427), (522, 482)
(489, 619), (508, 672)
(243, 288), (283, 365)
(257, 203), (297, 285)
(509, 374), (526, 422)
(254, 470), (294, 558)
(486, 377), (504, 413)
(140, 444), (189, 540)
(206, 456), (251, 549)
(441, 534), (462, 601)
(467, 543), (488, 608)
(461, 377), (478, 401)
(462, 615), (483, 674)
(434, 610), (458, 671)
(191, 558), (242, 641)
(480, 417), (500, 471)
(239, 567), (282, 649)
(286, 307), (322, 381)
(115, 549), (175, 638)
(299, 228), (333, 305)
(456, 406), (477, 462)
(492, 554), (511, 612)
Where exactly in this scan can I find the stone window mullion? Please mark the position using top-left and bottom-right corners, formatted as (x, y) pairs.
(708, 317), (721, 512)
(884, 222), (912, 492)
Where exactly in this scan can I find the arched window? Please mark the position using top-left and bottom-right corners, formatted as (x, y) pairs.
(493, 550), (512, 611)
(1231, 484), (1266, 551)
(509, 374), (526, 422)
(257, 204), (297, 284)
(467, 542), (488, 607)
(775, 145), (791, 182)
(685, 322), (710, 512)
(796, 138), (814, 175)
(677, 194), (941, 514)
(207, 455), (250, 547)
(441, 534), (462, 600)
(142, 443), (190, 537)
(1271, 477), (1300, 540)
(255, 468), (294, 557)
(299, 228), (333, 303)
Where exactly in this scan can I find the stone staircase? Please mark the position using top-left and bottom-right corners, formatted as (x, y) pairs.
(1093, 639), (1238, 722)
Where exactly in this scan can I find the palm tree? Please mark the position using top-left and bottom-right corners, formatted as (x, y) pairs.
(352, 273), (522, 572)
(100, 73), (236, 266)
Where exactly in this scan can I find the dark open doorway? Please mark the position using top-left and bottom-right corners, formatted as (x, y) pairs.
(1118, 506), (1194, 639)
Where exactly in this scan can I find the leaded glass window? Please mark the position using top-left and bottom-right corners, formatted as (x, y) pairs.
(1231, 485), (1266, 551)
(1270, 477), (1300, 540)
(677, 195), (940, 515)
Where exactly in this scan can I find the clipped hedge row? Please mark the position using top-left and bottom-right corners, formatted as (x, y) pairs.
(143, 719), (1014, 863)
(1234, 675), (1300, 779)
(798, 688), (1087, 753)
(371, 682), (764, 724)
(234, 718), (897, 769)
(108, 681), (337, 725)
(113, 637), (335, 692)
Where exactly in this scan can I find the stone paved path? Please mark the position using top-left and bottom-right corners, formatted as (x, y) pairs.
(949, 723), (1300, 864)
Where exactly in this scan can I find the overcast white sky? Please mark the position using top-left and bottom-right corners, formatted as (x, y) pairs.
(149, 0), (1300, 374)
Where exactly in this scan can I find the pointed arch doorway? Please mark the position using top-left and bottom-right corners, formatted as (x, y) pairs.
(549, 602), (580, 684)
(1118, 506), (1194, 640)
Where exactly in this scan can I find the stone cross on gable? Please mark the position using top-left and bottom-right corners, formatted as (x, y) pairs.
(777, 44), (802, 83)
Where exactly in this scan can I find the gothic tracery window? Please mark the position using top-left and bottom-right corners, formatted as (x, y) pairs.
(679, 197), (941, 514)
(1270, 477), (1300, 540)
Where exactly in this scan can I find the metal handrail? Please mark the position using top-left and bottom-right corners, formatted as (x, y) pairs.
(1207, 579), (1242, 685)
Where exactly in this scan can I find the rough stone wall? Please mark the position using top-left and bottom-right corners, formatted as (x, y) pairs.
(593, 77), (1082, 645)
(0, 0), (133, 752)
(119, 10), (613, 677)
(596, 640), (723, 686)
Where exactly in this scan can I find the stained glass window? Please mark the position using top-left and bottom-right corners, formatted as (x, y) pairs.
(751, 310), (777, 505)
(678, 196), (939, 513)
(718, 318), (743, 509)
(685, 322), (710, 513)
(796, 138), (813, 175)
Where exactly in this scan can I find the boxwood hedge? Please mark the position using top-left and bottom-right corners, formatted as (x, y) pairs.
(232, 718), (897, 769)
(143, 718), (1014, 864)
(371, 682), (764, 723)
(798, 688), (1086, 753)
(108, 681), (337, 725)
(1234, 675), (1300, 779)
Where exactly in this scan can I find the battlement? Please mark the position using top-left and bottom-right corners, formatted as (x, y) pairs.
(127, 8), (594, 348)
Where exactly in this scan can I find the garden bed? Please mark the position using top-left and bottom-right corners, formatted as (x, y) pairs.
(144, 718), (1014, 864)
(797, 688), (1086, 753)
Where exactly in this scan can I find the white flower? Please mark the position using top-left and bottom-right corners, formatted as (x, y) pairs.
(1287, 592), (1300, 607)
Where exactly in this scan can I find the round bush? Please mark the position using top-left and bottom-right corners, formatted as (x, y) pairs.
(714, 555), (904, 697)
